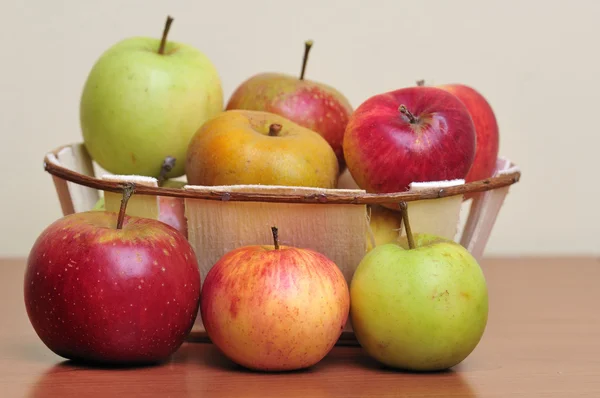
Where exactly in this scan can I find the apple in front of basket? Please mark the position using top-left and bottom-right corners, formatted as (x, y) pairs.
(200, 227), (350, 372)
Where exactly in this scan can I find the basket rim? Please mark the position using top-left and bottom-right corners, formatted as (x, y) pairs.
(43, 143), (521, 205)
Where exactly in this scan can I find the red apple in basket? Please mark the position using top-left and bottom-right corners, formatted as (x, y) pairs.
(226, 40), (353, 170)
(435, 82), (499, 185)
(343, 86), (477, 203)
(24, 184), (201, 365)
(200, 227), (350, 372)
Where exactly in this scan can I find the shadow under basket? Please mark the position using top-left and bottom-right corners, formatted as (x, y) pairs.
(43, 143), (521, 346)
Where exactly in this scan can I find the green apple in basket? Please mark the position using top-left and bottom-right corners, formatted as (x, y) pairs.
(80, 16), (223, 179)
(350, 202), (488, 371)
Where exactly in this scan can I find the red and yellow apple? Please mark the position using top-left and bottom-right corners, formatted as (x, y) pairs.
(24, 194), (201, 365)
(225, 41), (353, 170)
(200, 227), (350, 372)
(437, 83), (499, 184)
(186, 110), (339, 188)
(343, 86), (477, 199)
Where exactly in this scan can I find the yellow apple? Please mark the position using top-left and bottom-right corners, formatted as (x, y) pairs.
(366, 205), (403, 252)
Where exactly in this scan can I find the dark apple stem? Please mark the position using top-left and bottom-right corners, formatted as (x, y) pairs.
(416, 79), (425, 86)
(399, 202), (415, 249)
(116, 183), (136, 230)
(399, 105), (418, 124)
(268, 123), (282, 136)
(158, 156), (176, 186)
(299, 40), (313, 80)
(271, 226), (280, 250)
(158, 16), (174, 55)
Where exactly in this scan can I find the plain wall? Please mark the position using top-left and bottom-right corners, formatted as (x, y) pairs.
(1, 0), (598, 257)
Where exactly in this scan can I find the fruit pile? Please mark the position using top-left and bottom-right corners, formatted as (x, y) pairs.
(25, 16), (496, 372)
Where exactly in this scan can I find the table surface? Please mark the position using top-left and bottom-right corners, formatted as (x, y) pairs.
(1, 257), (598, 397)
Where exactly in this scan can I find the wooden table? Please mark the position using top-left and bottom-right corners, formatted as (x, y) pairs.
(1, 257), (598, 397)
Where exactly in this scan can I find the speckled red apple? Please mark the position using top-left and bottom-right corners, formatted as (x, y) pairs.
(200, 227), (350, 372)
(24, 187), (201, 365)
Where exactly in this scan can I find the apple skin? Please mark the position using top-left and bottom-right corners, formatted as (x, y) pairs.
(437, 84), (499, 184)
(200, 243), (350, 372)
(186, 110), (339, 188)
(226, 73), (353, 170)
(366, 205), (403, 252)
(24, 211), (201, 365)
(349, 233), (488, 371)
(343, 86), (477, 195)
(80, 36), (223, 178)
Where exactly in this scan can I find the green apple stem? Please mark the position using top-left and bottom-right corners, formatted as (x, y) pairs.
(271, 226), (280, 250)
(416, 79), (425, 86)
(299, 40), (314, 80)
(399, 105), (418, 124)
(158, 156), (176, 187)
(399, 202), (415, 249)
(158, 16), (174, 55)
(116, 183), (136, 230)
(268, 123), (282, 136)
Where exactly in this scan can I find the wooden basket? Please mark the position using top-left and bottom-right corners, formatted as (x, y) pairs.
(43, 143), (521, 345)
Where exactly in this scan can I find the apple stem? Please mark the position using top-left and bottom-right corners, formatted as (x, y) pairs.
(158, 16), (174, 55)
(271, 226), (280, 250)
(158, 156), (176, 187)
(299, 40), (313, 80)
(416, 79), (425, 86)
(399, 105), (418, 124)
(399, 202), (415, 250)
(116, 183), (136, 230)
(268, 123), (282, 136)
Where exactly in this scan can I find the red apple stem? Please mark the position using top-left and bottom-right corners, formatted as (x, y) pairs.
(158, 16), (174, 55)
(271, 226), (280, 250)
(399, 105), (418, 124)
(416, 79), (425, 86)
(116, 183), (136, 230)
(399, 202), (415, 249)
(299, 40), (313, 80)
(158, 156), (176, 187)
(268, 123), (282, 136)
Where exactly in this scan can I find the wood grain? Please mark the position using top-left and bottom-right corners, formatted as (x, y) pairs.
(2, 257), (599, 397)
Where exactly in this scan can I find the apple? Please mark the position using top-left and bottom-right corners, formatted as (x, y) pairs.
(186, 109), (339, 188)
(436, 83), (499, 184)
(365, 205), (403, 252)
(350, 202), (488, 371)
(225, 40), (353, 170)
(80, 16), (223, 178)
(24, 184), (201, 365)
(200, 227), (350, 372)
(343, 86), (477, 197)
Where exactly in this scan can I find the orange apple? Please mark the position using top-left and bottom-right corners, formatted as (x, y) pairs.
(200, 227), (350, 371)
(185, 110), (339, 188)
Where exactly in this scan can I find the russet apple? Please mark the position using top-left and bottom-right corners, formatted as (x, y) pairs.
(436, 83), (499, 184)
(80, 16), (223, 178)
(186, 110), (339, 188)
(343, 86), (477, 198)
(350, 202), (488, 371)
(200, 227), (350, 372)
(24, 185), (201, 365)
(226, 41), (353, 170)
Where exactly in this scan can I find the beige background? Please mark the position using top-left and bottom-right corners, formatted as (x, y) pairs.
(1, 0), (598, 257)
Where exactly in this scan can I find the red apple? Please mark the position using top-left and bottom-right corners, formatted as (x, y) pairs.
(436, 83), (499, 184)
(343, 86), (477, 197)
(200, 227), (350, 372)
(225, 41), (353, 170)
(24, 186), (201, 365)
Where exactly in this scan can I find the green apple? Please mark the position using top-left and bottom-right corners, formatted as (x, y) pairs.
(350, 203), (488, 371)
(80, 16), (223, 178)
